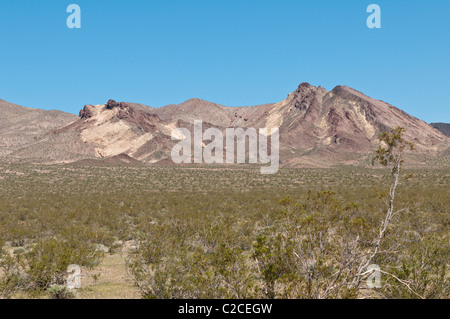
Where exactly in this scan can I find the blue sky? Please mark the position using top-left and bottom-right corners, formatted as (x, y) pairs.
(0, 0), (448, 123)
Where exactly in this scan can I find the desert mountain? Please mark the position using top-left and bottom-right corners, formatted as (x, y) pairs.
(431, 123), (450, 137)
(1, 83), (448, 166)
(0, 98), (78, 160)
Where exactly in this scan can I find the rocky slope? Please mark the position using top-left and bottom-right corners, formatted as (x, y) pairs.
(0, 98), (78, 160)
(431, 123), (450, 137)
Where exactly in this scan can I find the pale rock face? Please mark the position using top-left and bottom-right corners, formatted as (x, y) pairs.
(78, 104), (155, 159)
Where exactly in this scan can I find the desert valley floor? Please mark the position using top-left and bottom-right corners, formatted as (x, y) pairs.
(0, 164), (448, 298)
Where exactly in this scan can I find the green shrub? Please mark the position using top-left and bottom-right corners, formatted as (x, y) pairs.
(13, 247), (26, 255)
(0, 254), (27, 298)
(25, 237), (103, 289)
(46, 285), (76, 299)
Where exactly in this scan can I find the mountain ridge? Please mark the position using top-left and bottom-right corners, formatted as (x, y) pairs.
(1, 83), (448, 166)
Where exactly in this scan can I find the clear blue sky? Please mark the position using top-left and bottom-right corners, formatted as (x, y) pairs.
(0, 0), (448, 123)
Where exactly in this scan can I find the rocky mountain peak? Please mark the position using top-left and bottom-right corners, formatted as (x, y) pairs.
(79, 105), (95, 119)
(288, 82), (324, 113)
(106, 99), (130, 110)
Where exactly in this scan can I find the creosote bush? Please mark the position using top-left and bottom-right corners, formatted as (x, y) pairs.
(0, 237), (103, 296)
(25, 237), (103, 289)
(46, 285), (76, 299)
